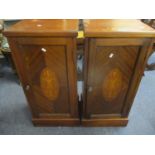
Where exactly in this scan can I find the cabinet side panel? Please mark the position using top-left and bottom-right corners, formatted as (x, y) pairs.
(7, 38), (38, 117)
(122, 38), (153, 116)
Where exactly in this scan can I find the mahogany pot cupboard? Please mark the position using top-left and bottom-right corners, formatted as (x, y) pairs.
(4, 20), (80, 126)
(4, 19), (155, 126)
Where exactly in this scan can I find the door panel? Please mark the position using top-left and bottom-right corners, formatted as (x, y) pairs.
(86, 39), (141, 117)
(13, 38), (77, 119)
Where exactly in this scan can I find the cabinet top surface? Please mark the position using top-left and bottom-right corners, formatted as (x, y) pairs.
(4, 19), (79, 37)
(84, 19), (155, 37)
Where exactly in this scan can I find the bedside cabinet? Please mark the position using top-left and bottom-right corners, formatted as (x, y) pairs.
(4, 20), (80, 126)
(4, 19), (155, 127)
(82, 19), (155, 126)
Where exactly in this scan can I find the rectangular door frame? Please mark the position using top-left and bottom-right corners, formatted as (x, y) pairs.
(82, 37), (152, 126)
(7, 37), (80, 126)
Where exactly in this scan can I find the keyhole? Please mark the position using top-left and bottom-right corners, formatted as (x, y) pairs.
(41, 48), (47, 53)
(109, 53), (114, 58)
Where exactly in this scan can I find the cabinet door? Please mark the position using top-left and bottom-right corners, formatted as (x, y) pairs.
(84, 38), (148, 118)
(8, 38), (78, 122)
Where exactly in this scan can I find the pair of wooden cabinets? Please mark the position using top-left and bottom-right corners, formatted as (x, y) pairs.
(4, 19), (155, 126)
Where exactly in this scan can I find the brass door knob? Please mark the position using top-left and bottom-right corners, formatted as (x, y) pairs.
(88, 86), (93, 92)
(25, 85), (30, 90)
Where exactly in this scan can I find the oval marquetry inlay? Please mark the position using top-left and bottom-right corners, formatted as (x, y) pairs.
(102, 68), (123, 102)
(40, 67), (59, 100)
